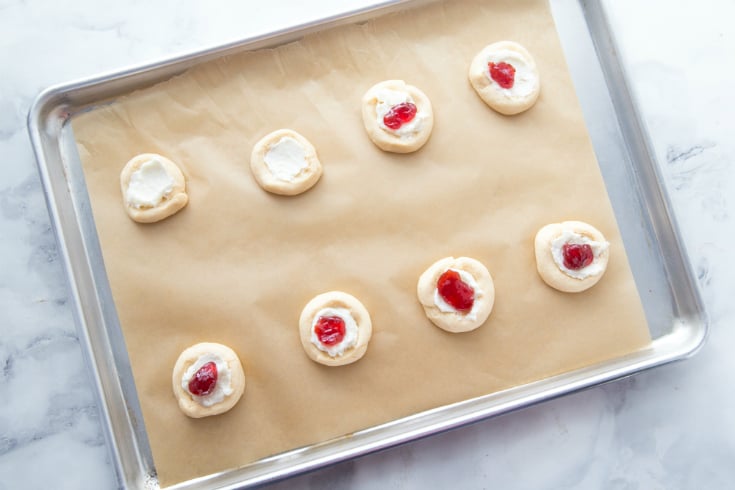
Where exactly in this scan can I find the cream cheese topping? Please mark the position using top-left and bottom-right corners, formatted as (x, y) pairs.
(485, 49), (537, 99)
(126, 158), (174, 209)
(311, 307), (358, 357)
(433, 268), (484, 321)
(374, 88), (427, 138)
(263, 136), (309, 182)
(551, 230), (610, 279)
(182, 353), (234, 408)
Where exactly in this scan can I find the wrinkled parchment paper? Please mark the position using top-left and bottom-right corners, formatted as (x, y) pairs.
(72, 0), (651, 485)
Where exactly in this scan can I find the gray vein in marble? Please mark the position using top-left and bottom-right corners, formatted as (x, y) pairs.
(0, 329), (104, 451)
(666, 143), (716, 165)
(696, 256), (712, 288)
(0, 175), (66, 284)
(67, 19), (126, 35)
(0, 402), (104, 458)
(663, 143), (724, 192)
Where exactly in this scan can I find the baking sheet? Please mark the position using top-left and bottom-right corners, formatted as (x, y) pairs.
(71, 0), (650, 485)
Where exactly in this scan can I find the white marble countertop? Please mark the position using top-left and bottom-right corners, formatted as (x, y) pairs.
(1, 1), (733, 488)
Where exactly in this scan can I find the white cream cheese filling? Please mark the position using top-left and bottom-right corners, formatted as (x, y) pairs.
(485, 49), (537, 99)
(264, 136), (309, 182)
(434, 268), (483, 321)
(374, 88), (427, 138)
(551, 230), (610, 279)
(126, 158), (174, 209)
(311, 307), (358, 357)
(182, 353), (234, 408)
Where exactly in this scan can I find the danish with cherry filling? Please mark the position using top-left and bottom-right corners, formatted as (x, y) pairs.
(361, 80), (434, 153)
(299, 291), (373, 366)
(120, 153), (188, 223)
(534, 220), (610, 293)
(417, 256), (495, 333)
(250, 129), (323, 196)
(172, 342), (246, 418)
(469, 41), (540, 115)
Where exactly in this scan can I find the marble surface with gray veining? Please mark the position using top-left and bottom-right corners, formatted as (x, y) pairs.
(1, 1), (734, 488)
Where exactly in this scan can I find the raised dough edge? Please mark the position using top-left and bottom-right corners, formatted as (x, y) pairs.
(172, 342), (246, 418)
(250, 129), (323, 196)
(468, 40), (541, 116)
(417, 256), (495, 333)
(361, 79), (434, 154)
(534, 220), (610, 293)
(120, 153), (189, 223)
(298, 291), (373, 366)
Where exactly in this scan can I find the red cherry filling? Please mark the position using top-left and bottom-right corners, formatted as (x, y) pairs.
(315, 315), (346, 346)
(437, 269), (475, 312)
(188, 361), (218, 397)
(562, 243), (594, 270)
(488, 61), (516, 89)
(383, 102), (417, 130)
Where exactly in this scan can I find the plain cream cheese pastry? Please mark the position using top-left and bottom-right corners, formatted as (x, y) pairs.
(263, 136), (310, 182)
(172, 342), (246, 418)
(119, 153), (188, 223)
(469, 40), (541, 115)
(250, 129), (323, 196)
(126, 159), (174, 208)
(535, 221), (611, 293)
(299, 291), (373, 366)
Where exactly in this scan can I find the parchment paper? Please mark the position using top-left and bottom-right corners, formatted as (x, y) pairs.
(72, 0), (651, 485)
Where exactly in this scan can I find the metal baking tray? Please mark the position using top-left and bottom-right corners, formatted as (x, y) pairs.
(27, 0), (707, 488)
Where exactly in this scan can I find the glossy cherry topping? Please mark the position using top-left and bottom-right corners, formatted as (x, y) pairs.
(188, 361), (218, 397)
(315, 315), (346, 346)
(437, 269), (475, 312)
(562, 243), (594, 270)
(488, 61), (516, 89)
(383, 102), (417, 130)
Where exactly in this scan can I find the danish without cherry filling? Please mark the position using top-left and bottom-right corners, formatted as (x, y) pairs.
(120, 153), (188, 223)
(250, 129), (323, 196)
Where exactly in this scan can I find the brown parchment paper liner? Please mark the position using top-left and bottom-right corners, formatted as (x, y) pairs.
(72, 0), (651, 485)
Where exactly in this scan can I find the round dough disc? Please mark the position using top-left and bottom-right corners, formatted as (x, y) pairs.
(120, 153), (188, 223)
(361, 79), (434, 153)
(299, 291), (373, 366)
(468, 40), (540, 115)
(250, 129), (323, 196)
(534, 220), (610, 293)
(172, 342), (246, 418)
(417, 256), (495, 333)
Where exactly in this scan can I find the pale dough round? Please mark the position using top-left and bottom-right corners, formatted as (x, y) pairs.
(119, 153), (188, 223)
(299, 291), (373, 366)
(250, 129), (323, 196)
(534, 221), (610, 293)
(361, 79), (434, 153)
(417, 256), (495, 333)
(172, 342), (246, 418)
(468, 41), (540, 115)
